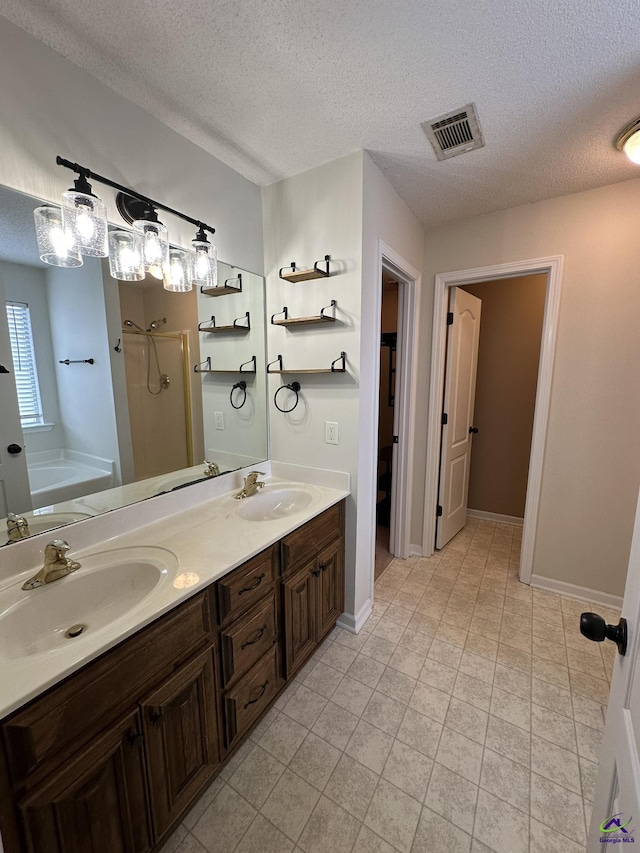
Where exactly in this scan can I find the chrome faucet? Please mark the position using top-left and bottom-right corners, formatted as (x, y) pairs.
(7, 513), (30, 542)
(204, 460), (220, 478)
(22, 540), (81, 590)
(234, 472), (266, 500)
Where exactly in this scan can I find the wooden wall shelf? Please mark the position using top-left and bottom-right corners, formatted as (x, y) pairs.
(201, 274), (242, 297)
(194, 356), (257, 374)
(267, 352), (346, 375)
(271, 301), (337, 327)
(279, 255), (332, 282)
(199, 312), (250, 333)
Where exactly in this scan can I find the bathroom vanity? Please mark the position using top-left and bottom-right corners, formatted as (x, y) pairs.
(0, 472), (347, 853)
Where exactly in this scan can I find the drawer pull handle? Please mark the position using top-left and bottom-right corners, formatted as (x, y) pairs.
(244, 680), (268, 709)
(151, 711), (164, 728)
(320, 562), (329, 572)
(312, 568), (321, 577)
(241, 625), (268, 649)
(239, 573), (265, 595)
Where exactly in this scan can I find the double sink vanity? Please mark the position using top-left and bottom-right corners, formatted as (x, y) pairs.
(0, 465), (349, 853)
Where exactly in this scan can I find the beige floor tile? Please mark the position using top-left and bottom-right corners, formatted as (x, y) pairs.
(464, 632), (498, 661)
(260, 769), (320, 843)
(435, 622), (468, 649)
(347, 653), (386, 689)
(532, 656), (570, 690)
(235, 814), (295, 853)
(191, 785), (256, 853)
(259, 712), (308, 763)
(444, 697), (488, 746)
(228, 745), (286, 808)
(575, 721), (603, 763)
(283, 684), (328, 728)
(490, 687), (531, 732)
(471, 837), (496, 853)
(289, 731), (342, 791)
(435, 726), (484, 783)
(325, 753), (380, 820)
(311, 701), (359, 750)
(424, 762), (478, 834)
(377, 665), (417, 705)
(302, 660), (344, 699)
(567, 646), (607, 680)
(383, 739), (434, 801)
(468, 615), (501, 641)
(331, 675), (374, 716)
(418, 658), (457, 694)
(428, 638), (464, 669)
(529, 816), (586, 853)
(452, 671), (492, 711)
(353, 825), (397, 853)
(321, 642), (359, 673)
(365, 779), (422, 853)
(532, 677), (573, 718)
(448, 591), (478, 613)
(441, 607), (472, 630)
(345, 719), (394, 774)
(362, 690), (406, 736)
(298, 795), (361, 853)
(479, 747), (530, 813)
(531, 702), (576, 752)
(173, 834), (209, 853)
(373, 617), (407, 645)
(459, 650), (495, 684)
(414, 601), (446, 621)
(571, 694), (605, 731)
(412, 806), (472, 852)
(496, 643), (532, 673)
(392, 591), (421, 611)
(399, 627), (434, 656)
(397, 706), (443, 759)
(568, 669), (610, 704)
(218, 737), (254, 781)
(499, 627), (532, 654)
(333, 627), (369, 653)
(493, 663), (531, 700)
(485, 714), (531, 768)
(158, 825), (188, 853)
(410, 681), (451, 723)
(473, 789), (529, 853)
(530, 772), (586, 845)
(361, 634), (397, 665)
(384, 603), (414, 627)
(389, 645), (426, 679)
(182, 777), (225, 829)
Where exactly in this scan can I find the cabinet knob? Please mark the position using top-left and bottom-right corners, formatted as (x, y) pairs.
(311, 568), (321, 577)
(128, 731), (144, 749)
(151, 710), (164, 728)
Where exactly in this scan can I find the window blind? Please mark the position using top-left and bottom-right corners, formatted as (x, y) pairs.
(6, 301), (43, 426)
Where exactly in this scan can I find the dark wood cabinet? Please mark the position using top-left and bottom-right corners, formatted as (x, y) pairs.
(17, 710), (152, 853)
(317, 539), (344, 638)
(142, 648), (219, 838)
(283, 558), (318, 677)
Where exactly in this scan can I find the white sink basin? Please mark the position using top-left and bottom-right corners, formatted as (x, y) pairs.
(0, 546), (178, 659)
(237, 487), (313, 521)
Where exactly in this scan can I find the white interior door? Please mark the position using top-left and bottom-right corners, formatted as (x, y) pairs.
(0, 279), (31, 517)
(588, 487), (640, 850)
(436, 287), (481, 549)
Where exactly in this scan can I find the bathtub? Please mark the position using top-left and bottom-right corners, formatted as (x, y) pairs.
(27, 449), (116, 510)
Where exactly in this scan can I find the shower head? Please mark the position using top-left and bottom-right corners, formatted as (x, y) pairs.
(146, 317), (167, 332)
(123, 319), (145, 332)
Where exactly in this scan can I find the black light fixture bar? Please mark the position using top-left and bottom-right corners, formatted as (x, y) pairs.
(56, 156), (216, 236)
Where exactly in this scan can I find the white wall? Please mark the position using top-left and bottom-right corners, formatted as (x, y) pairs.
(0, 17), (263, 275)
(417, 178), (640, 597)
(263, 152), (363, 621)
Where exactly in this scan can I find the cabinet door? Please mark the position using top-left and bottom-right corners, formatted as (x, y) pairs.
(282, 558), (317, 679)
(316, 539), (345, 639)
(141, 648), (219, 838)
(18, 710), (151, 853)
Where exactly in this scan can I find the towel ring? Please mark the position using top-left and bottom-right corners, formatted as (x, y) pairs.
(274, 381), (301, 413)
(230, 380), (247, 409)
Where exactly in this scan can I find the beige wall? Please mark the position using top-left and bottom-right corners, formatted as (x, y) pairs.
(461, 275), (546, 518)
(414, 178), (640, 597)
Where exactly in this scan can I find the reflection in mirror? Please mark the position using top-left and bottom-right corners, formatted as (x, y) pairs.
(0, 185), (268, 544)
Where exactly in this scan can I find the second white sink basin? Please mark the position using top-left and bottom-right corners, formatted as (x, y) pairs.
(0, 546), (178, 659)
(237, 487), (313, 521)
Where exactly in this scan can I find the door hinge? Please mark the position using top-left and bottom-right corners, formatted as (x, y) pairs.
(436, 505), (443, 517)
(441, 412), (448, 425)
(447, 312), (454, 325)
(392, 435), (399, 444)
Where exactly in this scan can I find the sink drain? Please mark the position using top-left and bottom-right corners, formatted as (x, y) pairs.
(65, 624), (87, 639)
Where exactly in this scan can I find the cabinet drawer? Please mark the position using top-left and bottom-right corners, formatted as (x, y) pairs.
(3, 592), (211, 787)
(281, 503), (344, 576)
(221, 592), (277, 687)
(223, 647), (279, 748)
(217, 545), (278, 625)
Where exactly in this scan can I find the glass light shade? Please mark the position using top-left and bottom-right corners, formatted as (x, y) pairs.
(189, 240), (218, 288)
(624, 130), (640, 164)
(61, 191), (108, 257)
(163, 248), (192, 292)
(133, 219), (169, 280)
(33, 205), (83, 267)
(108, 230), (145, 281)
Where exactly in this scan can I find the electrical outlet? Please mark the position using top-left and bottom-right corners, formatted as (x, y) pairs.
(214, 412), (225, 430)
(325, 421), (339, 445)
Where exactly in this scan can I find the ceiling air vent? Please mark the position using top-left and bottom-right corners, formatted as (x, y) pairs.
(422, 103), (485, 161)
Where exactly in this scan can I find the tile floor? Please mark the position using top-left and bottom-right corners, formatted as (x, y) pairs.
(161, 517), (616, 853)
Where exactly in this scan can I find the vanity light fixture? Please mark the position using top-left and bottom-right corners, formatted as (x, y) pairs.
(50, 157), (217, 287)
(616, 116), (640, 164)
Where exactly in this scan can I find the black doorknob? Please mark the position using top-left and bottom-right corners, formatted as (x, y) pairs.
(7, 444), (22, 454)
(469, 426), (479, 434)
(580, 612), (627, 656)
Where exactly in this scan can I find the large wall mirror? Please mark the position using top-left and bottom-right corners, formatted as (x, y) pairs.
(0, 185), (268, 544)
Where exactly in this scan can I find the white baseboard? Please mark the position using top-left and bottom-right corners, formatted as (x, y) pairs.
(530, 574), (623, 611)
(467, 509), (524, 527)
(409, 544), (423, 557)
(337, 598), (372, 634)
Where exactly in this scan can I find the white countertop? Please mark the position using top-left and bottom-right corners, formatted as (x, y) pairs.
(0, 466), (349, 720)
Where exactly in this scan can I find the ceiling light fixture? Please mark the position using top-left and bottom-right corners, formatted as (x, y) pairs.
(615, 117), (640, 164)
(50, 157), (217, 287)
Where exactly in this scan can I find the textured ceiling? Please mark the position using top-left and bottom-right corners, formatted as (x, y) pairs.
(1, 0), (640, 226)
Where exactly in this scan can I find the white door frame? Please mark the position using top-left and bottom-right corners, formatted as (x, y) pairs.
(422, 255), (563, 584)
(361, 240), (420, 605)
